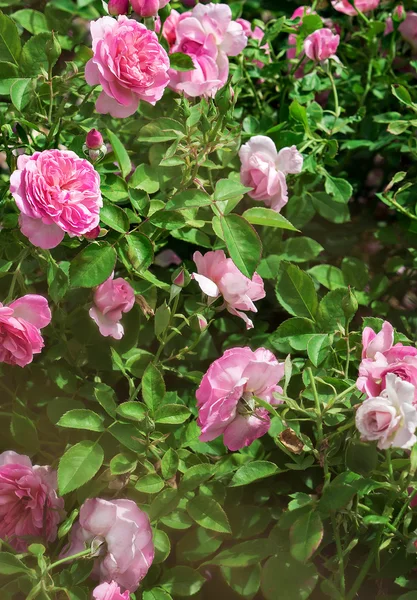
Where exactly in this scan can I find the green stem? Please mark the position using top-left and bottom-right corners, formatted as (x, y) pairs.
(345, 319), (351, 378)
(346, 531), (381, 600)
(326, 65), (340, 132)
(386, 449), (395, 484)
(331, 513), (345, 596)
(46, 548), (92, 573)
(308, 367), (323, 446)
(392, 489), (417, 529)
(48, 66), (53, 125)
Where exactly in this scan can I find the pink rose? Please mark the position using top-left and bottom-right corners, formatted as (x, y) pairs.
(0, 451), (65, 551)
(304, 28), (340, 61)
(107, 0), (129, 15)
(357, 321), (417, 402)
(131, 0), (169, 17)
(10, 150), (102, 249)
(399, 12), (417, 52)
(236, 18), (269, 68)
(332, 0), (380, 16)
(154, 249), (182, 267)
(85, 16), (170, 117)
(161, 10), (190, 47)
(355, 374), (417, 449)
(239, 136), (303, 213)
(89, 273), (135, 340)
(62, 497), (154, 592)
(196, 347), (285, 450)
(93, 581), (129, 600)
(0, 295), (51, 367)
(167, 3), (247, 98)
(192, 250), (265, 329)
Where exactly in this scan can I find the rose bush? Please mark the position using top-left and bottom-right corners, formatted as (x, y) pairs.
(2, 0), (417, 599)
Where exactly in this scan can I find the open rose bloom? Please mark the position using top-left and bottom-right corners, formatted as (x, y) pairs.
(196, 347), (285, 451)
(63, 497), (154, 592)
(357, 321), (417, 402)
(192, 250), (265, 329)
(0, 451), (64, 551)
(332, 0), (380, 16)
(355, 374), (417, 450)
(239, 136), (303, 213)
(166, 3), (247, 98)
(236, 18), (269, 68)
(10, 150), (102, 249)
(0, 295), (51, 367)
(86, 16), (170, 117)
(89, 273), (135, 340)
(304, 28), (340, 62)
(93, 581), (129, 600)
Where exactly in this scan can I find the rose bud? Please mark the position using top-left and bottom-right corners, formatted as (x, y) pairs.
(86, 129), (104, 150)
(84, 225), (101, 240)
(393, 4), (406, 22)
(108, 0), (129, 15)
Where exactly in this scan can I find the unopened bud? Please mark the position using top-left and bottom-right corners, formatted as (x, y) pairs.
(172, 268), (190, 288)
(341, 288), (358, 319)
(393, 4), (405, 22)
(86, 129), (104, 149)
(84, 225), (101, 240)
(108, 0), (129, 15)
(197, 314), (208, 331)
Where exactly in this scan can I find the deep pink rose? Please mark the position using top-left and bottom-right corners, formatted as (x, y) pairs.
(89, 273), (135, 340)
(86, 129), (104, 150)
(332, 0), (380, 16)
(93, 581), (129, 600)
(131, 0), (169, 17)
(63, 498), (154, 592)
(0, 295), (51, 367)
(10, 150), (102, 249)
(239, 136), (303, 213)
(0, 451), (65, 551)
(399, 12), (417, 51)
(304, 28), (340, 61)
(196, 347), (285, 450)
(85, 16), (170, 117)
(355, 374), (417, 449)
(192, 250), (265, 329)
(357, 321), (417, 402)
(108, 0), (129, 15)
(167, 3), (247, 98)
(236, 18), (269, 68)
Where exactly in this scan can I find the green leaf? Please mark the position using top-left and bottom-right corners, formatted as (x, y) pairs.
(136, 473), (165, 494)
(130, 164), (159, 194)
(169, 52), (195, 71)
(125, 232), (154, 272)
(20, 32), (60, 76)
(10, 78), (35, 110)
(150, 210), (185, 230)
(138, 118), (185, 143)
(270, 317), (316, 351)
(0, 553), (30, 575)
(177, 527), (222, 562)
(307, 334), (331, 367)
(392, 84), (414, 108)
(166, 189), (212, 210)
(69, 243), (116, 288)
(0, 14), (21, 64)
(155, 404), (191, 424)
(282, 237), (323, 263)
(345, 440), (378, 476)
(221, 565), (261, 599)
(275, 262), (318, 320)
(100, 204), (129, 233)
(142, 363), (165, 411)
(143, 589), (173, 600)
(58, 440), (104, 495)
(107, 129), (132, 178)
(290, 511), (323, 563)
(318, 473), (361, 514)
(154, 529), (171, 563)
(116, 402), (147, 422)
(289, 100), (310, 133)
(230, 461), (278, 487)
(94, 383), (117, 418)
(362, 515), (390, 526)
(12, 10), (49, 34)
(214, 179), (252, 204)
(187, 496), (231, 533)
(324, 175), (352, 204)
(312, 192), (350, 223)
(307, 265), (345, 290)
(242, 207), (299, 231)
(220, 214), (262, 278)
(57, 409), (105, 432)
(206, 539), (272, 567)
(179, 464), (215, 493)
(317, 288), (350, 332)
(161, 448), (179, 480)
(110, 453), (137, 475)
(11, 413), (39, 453)
(341, 257), (369, 290)
(160, 566), (205, 597)
(261, 554), (318, 600)
(149, 489), (179, 521)
(154, 301), (171, 339)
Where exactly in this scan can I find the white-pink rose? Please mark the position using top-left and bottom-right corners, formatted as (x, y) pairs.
(239, 136), (303, 213)
(356, 374), (417, 449)
(192, 250), (265, 329)
(93, 581), (129, 600)
(10, 150), (102, 249)
(85, 16), (170, 117)
(89, 273), (135, 340)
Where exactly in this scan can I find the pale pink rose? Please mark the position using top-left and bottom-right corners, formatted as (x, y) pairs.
(131, 0), (169, 18)
(89, 273), (135, 340)
(239, 136), (303, 213)
(154, 249), (182, 267)
(304, 28), (340, 61)
(357, 321), (417, 402)
(161, 10), (190, 47)
(192, 250), (265, 329)
(0, 451), (65, 551)
(355, 374), (417, 450)
(332, 0), (380, 16)
(236, 18), (269, 68)
(62, 498), (154, 592)
(10, 150), (102, 249)
(168, 3), (247, 98)
(0, 295), (51, 367)
(93, 581), (129, 600)
(85, 16), (170, 117)
(196, 347), (285, 450)
(399, 12), (417, 51)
